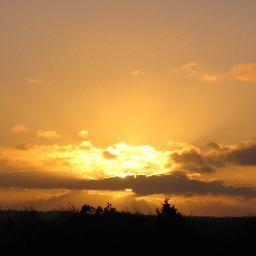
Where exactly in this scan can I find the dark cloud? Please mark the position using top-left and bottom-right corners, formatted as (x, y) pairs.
(226, 143), (256, 165)
(0, 171), (82, 189)
(0, 170), (256, 198)
(171, 149), (216, 173)
(205, 142), (220, 150)
(81, 171), (256, 198)
(171, 140), (256, 173)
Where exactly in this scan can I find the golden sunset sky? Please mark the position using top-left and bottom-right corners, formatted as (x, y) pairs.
(1, 0), (256, 216)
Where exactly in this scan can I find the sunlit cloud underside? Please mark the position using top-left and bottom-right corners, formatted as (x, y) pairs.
(0, 141), (176, 179)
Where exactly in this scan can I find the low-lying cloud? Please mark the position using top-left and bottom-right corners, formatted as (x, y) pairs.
(0, 170), (255, 198)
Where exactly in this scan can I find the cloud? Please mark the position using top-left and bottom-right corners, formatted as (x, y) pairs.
(15, 142), (30, 151)
(200, 73), (223, 82)
(172, 61), (224, 82)
(173, 61), (199, 73)
(172, 61), (256, 83)
(103, 150), (118, 160)
(2, 138), (256, 186)
(36, 130), (61, 139)
(205, 142), (220, 150)
(167, 141), (188, 150)
(1, 139), (256, 215)
(0, 171), (82, 189)
(100, 171), (256, 198)
(74, 171), (256, 198)
(225, 140), (256, 165)
(170, 140), (256, 173)
(0, 141), (170, 179)
(102, 145), (120, 160)
(0, 170), (255, 199)
(79, 140), (92, 150)
(171, 147), (216, 173)
(229, 63), (256, 82)
(130, 68), (145, 77)
(10, 124), (29, 134)
(25, 77), (42, 86)
(77, 130), (88, 139)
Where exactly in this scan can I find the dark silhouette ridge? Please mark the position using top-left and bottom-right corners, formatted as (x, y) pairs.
(0, 199), (255, 255)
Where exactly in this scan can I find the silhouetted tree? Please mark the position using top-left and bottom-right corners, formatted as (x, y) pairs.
(157, 198), (182, 218)
(80, 204), (95, 215)
(95, 206), (104, 215)
(103, 202), (116, 215)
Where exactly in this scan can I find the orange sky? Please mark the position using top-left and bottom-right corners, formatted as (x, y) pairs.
(1, 0), (256, 216)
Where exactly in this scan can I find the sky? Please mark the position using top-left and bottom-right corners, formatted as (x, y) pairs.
(1, 0), (256, 216)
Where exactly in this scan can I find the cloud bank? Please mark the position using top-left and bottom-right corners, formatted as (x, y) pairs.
(1, 138), (256, 198)
(0, 170), (255, 199)
(1, 139), (256, 215)
(171, 140), (256, 173)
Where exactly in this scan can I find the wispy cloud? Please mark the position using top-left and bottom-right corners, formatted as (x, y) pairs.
(172, 61), (256, 83)
(229, 63), (256, 82)
(130, 68), (145, 77)
(200, 73), (223, 82)
(10, 124), (29, 134)
(172, 61), (223, 82)
(173, 61), (199, 74)
(25, 77), (42, 86)
(36, 130), (61, 139)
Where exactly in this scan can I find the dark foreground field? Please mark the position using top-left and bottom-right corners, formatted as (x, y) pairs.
(0, 207), (255, 255)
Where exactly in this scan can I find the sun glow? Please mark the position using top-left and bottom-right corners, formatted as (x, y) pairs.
(78, 142), (172, 178)
(0, 140), (175, 180)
